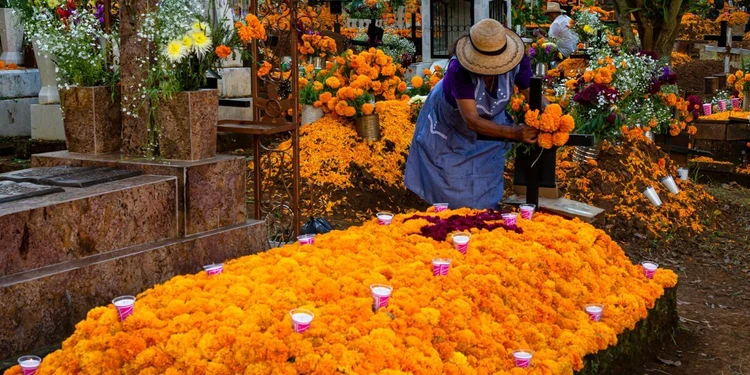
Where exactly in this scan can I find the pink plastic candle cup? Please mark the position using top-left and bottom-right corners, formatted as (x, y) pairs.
(642, 261), (659, 279)
(519, 204), (536, 220)
(203, 263), (224, 276)
(376, 212), (393, 225)
(297, 234), (315, 245)
(112, 295), (136, 322)
(433, 203), (449, 212)
(585, 304), (604, 322)
(18, 356), (41, 375)
(370, 284), (393, 310)
(432, 258), (452, 276)
(703, 103), (712, 116)
(502, 213), (518, 228)
(290, 309), (314, 333)
(452, 233), (471, 254)
(513, 350), (533, 368)
(732, 97), (740, 109)
(719, 99), (727, 112)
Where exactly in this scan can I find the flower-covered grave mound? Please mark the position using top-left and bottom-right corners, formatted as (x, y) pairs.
(7, 210), (677, 375)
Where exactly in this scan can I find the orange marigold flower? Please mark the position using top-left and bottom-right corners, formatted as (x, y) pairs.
(538, 132), (554, 149)
(552, 131), (569, 146)
(559, 114), (575, 132)
(325, 77), (341, 89)
(215, 45), (232, 59)
(411, 76), (423, 89)
(362, 103), (375, 115)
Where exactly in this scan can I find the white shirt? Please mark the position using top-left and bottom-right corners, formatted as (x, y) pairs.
(549, 15), (579, 57)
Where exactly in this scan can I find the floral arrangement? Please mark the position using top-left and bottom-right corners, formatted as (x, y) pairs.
(570, 7), (604, 46)
(547, 58), (587, 79)
(23, 0), (119, 88)
(553, 127), (717, 239)
(381, 33), (416, 66)
(728, 69), (750, 94)
(715, 10), (750, 26)
(312, 48), (409, 118)
(298, 31), (337, 59)
(561, 52), (694, 141)
(524, 103), (576, 149)
(678, 13), (719, 40)
(5, 207), (677, 375)
(347, 0), (385, 20)
(529, 37), (561, 66)
(406, 65), (443, 97)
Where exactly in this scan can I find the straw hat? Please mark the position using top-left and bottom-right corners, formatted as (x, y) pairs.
(454, 19), (525, 76)
(542, 2), (567, 15)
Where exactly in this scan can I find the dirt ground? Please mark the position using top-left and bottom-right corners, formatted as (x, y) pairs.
(674, 59), (738, 100)
(632, 184), (750, 375)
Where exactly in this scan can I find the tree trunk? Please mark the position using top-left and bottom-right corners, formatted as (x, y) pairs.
(613, 0), (638, 51)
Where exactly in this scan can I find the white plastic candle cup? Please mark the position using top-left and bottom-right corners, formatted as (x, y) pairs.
(677, 167), (689, 181)
(732, 97), (740, 109)
(719, 99), (727, 112)
(513, 350), (533, 368)
(18, 356), (41, 375)
(703, 103), (712, 116)
(376, 212), (393, 225)
(289, 308), (315, 333)
(432, 258), (452, 276)
(585, 304), (604, 322)
(642, 261), (659, 279)
(203, 263), (224, 276)
(660, 175), (680, 195)
(502, 213), (518, 228)
(642, 186), (662, 207)
(433, 203), (449, 213)
(112, 295), (136, 321)
(519, 204), (536, 220)
(297, 234), (315, 245)
(452, 233), (471, 255)
(370, 284), (393, 310)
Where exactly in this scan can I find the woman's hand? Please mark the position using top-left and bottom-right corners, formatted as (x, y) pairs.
(513, 125), (539, 144)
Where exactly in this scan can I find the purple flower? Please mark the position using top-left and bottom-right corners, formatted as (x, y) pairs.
(95, 4), (105, 24)
(544, 45), (552, 54)
(529, 47), (537, 58)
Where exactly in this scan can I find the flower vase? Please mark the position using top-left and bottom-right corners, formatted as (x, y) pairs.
(534, 63), (548, 77)
(312, 56), (324, 70)
(744, 92), (750, 111)
(32, 40), (60, 104)
(572, 141), (602, 162)
(354, 114), (381, 141)
(0, 8), (24, 65)
(301, 105), (324, 126)
(157, 89), (218, 161)
(61, 86), (122, 154)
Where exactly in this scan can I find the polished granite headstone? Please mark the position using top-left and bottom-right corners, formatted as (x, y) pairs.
(39, 168), (142, 188)
(0, 166), (94, 183)
(0, 181), (63, 204)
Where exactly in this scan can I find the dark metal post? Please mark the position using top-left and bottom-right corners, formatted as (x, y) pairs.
(526, 77), (543, 206)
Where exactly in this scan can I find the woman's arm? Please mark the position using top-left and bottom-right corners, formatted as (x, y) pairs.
(456, 99), (538, 143)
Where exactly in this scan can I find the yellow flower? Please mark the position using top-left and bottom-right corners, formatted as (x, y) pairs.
(165, 40), (187, 62)
(583, 24), (595, 34)
(181, 35), (193, 49)
(46, 0), (60, 8)
(192, 20), (209, 33)
(191, 31), (211, 56)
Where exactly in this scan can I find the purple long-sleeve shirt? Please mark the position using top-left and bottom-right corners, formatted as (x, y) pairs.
(442, 54), (532, 107)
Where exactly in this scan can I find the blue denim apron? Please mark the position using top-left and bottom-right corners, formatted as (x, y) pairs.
(404, 60), (518, 209)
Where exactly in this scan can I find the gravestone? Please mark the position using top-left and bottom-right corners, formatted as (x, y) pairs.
(39, 168), (142, 188)
(0, 166), (94, 183)
(0, 181), (63, 204)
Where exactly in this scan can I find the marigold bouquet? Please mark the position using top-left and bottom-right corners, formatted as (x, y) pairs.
(406, 65), (443, 96)
(715, 10), (750, 26)
(524, 103), (575, 149)
(23, 0), (119, 88)
(298, 31), (337, 58)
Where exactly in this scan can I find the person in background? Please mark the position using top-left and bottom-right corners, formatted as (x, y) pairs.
(404, 19), (538, 210)
(544, 2), (578, 57)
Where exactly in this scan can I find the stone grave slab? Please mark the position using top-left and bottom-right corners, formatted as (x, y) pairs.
(0, 181), (63, 204)
(39, 168), (142, 188)
(0, 166), (94, 183)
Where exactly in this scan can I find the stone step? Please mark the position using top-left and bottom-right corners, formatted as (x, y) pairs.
(0, 175), (179, 277)
(0, 219), (265, 361)
(32, 152), (248, 236)
(0, 70), (41, 98)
